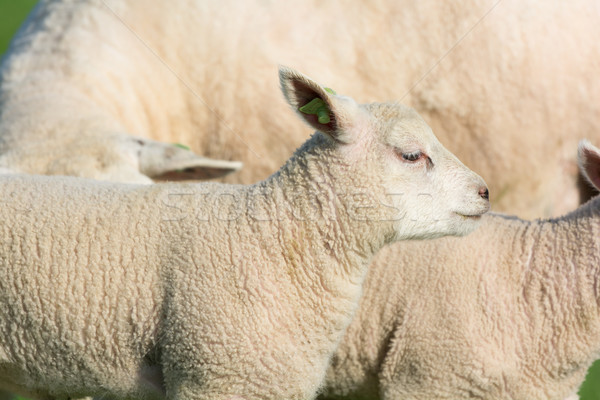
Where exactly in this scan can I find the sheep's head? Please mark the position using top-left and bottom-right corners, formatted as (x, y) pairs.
(280, 66), (490, 240)
(118, 136), (243, 183)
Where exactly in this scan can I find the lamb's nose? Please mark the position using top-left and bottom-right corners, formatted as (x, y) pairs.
(479, 187), (490, 201)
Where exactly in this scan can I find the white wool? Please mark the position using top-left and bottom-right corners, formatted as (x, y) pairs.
(0, 67), (489, 400)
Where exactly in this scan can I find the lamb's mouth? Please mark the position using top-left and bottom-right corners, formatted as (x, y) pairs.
(455, 212), (483, 220)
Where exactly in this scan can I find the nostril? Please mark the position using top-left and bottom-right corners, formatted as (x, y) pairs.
(479, 187), (490, 201)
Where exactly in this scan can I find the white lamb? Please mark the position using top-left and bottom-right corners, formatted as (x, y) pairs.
(0, 67), (489, 400)
(1, 0), (598, 217)
(319, 140), (600, 400)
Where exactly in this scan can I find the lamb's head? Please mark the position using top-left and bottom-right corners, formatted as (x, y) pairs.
(280, 66), (489, 241)
(99, 135), (243, 183)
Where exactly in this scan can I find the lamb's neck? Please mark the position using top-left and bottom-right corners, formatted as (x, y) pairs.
(264, 141), (391, 282)
(520, 198), (600, 375)
(244, 142), (394, 373)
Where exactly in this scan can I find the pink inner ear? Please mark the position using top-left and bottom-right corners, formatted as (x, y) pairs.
(302, 112), (335, 131)
(289, 79), (338, 136)
(581, 146), (600, 191)
(292, 80), (320, 108)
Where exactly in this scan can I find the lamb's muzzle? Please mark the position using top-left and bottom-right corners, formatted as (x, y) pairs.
(479, 187), (490, 200)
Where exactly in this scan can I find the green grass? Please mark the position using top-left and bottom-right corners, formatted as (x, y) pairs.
(579, 360), (600, 400)
(0, 0), (38, 56)
(1, 1), (600, 399)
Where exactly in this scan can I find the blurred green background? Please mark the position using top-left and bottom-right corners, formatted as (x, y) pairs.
(0, 0), (37, 55)
(582, 362), (600, 400)
(0, 0), (599, 399)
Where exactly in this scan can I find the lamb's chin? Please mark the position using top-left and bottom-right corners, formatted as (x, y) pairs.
(454, 212), (483, 220)
(450, 213), (484, 236)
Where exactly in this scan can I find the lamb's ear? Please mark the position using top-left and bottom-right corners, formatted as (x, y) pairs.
(133, 138), (242, 181)
(279, 66), (362, 144)
(578, 140), (600, 191)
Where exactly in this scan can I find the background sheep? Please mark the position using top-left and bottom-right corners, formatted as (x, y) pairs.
(319, 140), (600, 400)
(0, 67), (489, 400)
(0, 99), (243, 184)
(0, 1), (243, 184)
(1, 0), (599, 217)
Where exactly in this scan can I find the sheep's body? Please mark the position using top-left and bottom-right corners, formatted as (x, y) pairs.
(0, 68), (489, 399)
(1, 0), (599, 216)
(320, 142), (600, 400)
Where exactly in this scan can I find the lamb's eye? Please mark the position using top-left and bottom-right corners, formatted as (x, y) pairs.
(401, 151), (422, 162)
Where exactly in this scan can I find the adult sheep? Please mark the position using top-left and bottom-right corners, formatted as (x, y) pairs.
(0, 67), (490, 400)
(1, 0), (598, 217)
(320, 140), (600, 400)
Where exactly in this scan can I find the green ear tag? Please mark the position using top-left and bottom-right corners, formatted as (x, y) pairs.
(173, 143), (191, 151)
(299, 98), (330, 124)
(298, 87), (336, 124)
